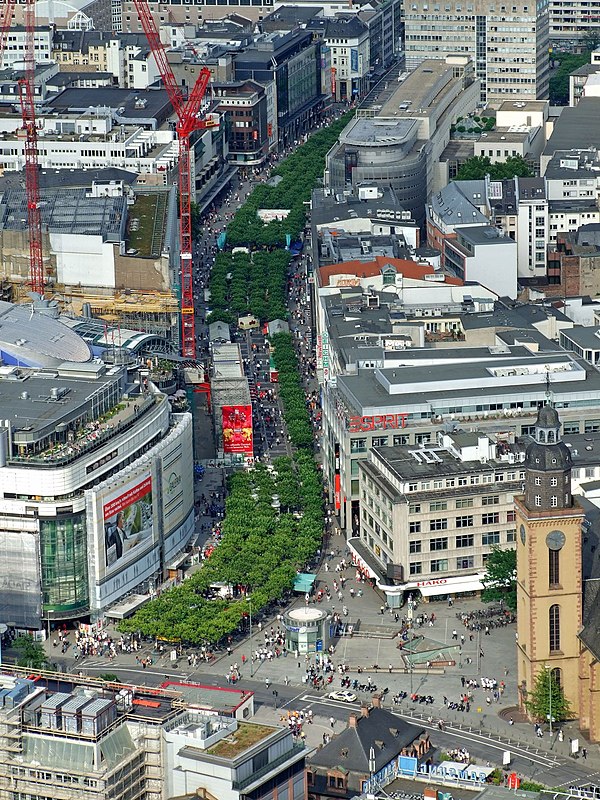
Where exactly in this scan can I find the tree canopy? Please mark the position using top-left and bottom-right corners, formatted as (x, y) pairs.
(525, 665), (572, 723)
(225, 113), (353, 248)
(120, 454), (323, 645)
(13, 635), (49, 670)
(481, 545), (517, 609)
(549, 52), (590, 105)
(454, 155), (533, 181)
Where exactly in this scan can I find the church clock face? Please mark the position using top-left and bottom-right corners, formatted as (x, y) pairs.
(546, 530), (566, 551)
(520, 524), (526, 545)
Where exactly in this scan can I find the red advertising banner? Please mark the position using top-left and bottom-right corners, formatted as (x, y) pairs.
(222, 405), (253, 454)
(103, 475), (152, 519)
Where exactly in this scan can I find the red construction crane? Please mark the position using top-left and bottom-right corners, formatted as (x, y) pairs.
(133, 0), (217, 358)
(0, 0), (44, 296)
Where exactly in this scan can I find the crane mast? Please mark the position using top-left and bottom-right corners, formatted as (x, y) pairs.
(0, 0), (44, 296)
(133, 0), (216, 358)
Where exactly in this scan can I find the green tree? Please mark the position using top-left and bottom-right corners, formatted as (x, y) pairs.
(454, 155), (533, 181)
(582, 28), (600, 51)
(525, 665), (572, 723)
(481, 546), (517, 609)
(549, 52), (589, 105)
(13, 635), (49, 669)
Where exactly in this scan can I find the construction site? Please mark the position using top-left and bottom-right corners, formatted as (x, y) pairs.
(0, 185), (181, 343)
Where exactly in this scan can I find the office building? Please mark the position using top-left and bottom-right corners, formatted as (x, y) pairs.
(326, 57), (479, 227)
(403, 0), (549, 105)
(321, 342), (600, 535)
(354, 430), (522, 605)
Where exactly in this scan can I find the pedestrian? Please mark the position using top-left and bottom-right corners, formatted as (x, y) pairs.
(330, 717), (335, 729)
(582, 748), (587, 759)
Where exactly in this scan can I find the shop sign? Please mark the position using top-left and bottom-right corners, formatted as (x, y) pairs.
(349, 413), (408, 432)
(322, 331), (330, 382)
(417, 578), (447, 588)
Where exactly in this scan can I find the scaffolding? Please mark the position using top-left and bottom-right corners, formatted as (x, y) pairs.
(62, 290), (180, 343)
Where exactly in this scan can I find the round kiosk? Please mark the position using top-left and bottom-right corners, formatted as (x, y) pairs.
(284, 606), (328, 654)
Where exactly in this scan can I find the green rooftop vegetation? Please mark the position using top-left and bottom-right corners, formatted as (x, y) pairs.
(127, 193), (168, 258)
(207, 723), (275, 759)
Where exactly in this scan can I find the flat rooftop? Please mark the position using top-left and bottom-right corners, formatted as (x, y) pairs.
(206, 722), (276, 758)
(342, 117), (418, 146)
(335, 352), (600, 414)
(47, 87), (172, 122)
(160, 681), (252, 715)
(380, 59), (463, 118)
(0, 188), (126, 239)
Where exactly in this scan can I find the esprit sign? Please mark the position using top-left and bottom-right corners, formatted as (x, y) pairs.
(349, 413), (408, 432)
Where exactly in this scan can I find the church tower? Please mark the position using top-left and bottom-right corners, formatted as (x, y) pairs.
(515, 404), (584, 716)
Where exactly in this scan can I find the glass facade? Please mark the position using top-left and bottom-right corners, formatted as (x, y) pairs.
(40, 513), (89, 616)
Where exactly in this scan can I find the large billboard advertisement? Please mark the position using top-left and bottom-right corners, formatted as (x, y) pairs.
(103, 473), (154, 572)
(222, 405), (253, 455)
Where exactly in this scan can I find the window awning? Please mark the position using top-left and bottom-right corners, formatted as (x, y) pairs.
(417, 575), (484, 597)
(293, 573), (317, 593)
(347, 537), (387, 582)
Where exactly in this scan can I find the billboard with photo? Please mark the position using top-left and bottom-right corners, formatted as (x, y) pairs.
(222, 405), (253, 454)
(103, 473), (154, 573)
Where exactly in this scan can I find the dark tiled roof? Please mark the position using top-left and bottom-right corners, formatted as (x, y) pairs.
(308, 707), (426, 774)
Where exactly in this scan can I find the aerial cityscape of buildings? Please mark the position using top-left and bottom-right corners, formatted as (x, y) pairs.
(4, 0), (600, 797)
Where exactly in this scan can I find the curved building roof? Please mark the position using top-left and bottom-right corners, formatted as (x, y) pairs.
(0, 301), (92, 368)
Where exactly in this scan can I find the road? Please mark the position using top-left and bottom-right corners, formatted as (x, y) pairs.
(67, 659), (598, 789)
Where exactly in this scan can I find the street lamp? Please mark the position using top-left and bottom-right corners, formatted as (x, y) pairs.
(545, 664), (553, 734)
(249, 596), (254, 678)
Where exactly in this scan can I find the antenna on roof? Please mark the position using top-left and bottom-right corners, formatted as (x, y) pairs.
(545, 365), (552, 404)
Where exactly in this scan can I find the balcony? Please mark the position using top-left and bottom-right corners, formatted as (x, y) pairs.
(9, 395), (158, 468)
(232, 744), (306, 792)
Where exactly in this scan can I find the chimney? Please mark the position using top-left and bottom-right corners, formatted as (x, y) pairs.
(372, 694), (382, 709)
(360, 704), (370, 718)
(349, 713), (359, 728)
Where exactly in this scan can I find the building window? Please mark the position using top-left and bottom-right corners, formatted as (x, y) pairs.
(506, 529), (516, 543)
(551, 496), (558, 507)
(457, 555), (474, 569)
(482, 512), (500, 525)
(482, 495), (499, 505)
(393, 434), (409, 446)
(456, 534), (474, 548)
(409, 541), (422, 554)
(535, 495), (541, 506)
(551, 477), (558, 487)
(482, 531), (501, 546)
(373, 436), (388, 447)
(430, 537), (448, 551)
(534, 476), (541, 485)
(351, 438), (366, 453)
(431, 558), (448, 573)
(549, 548), (560, 587)
(409, 503), (421, 514)
(507, 510), (516, 522)
(549, 604), (560, 652)
(429, 500), (448, 512)
(456, 498), (473, 508)
(456, 515), (474, 528)
(410, 562), (422, 575)
(429, 519), (448, 531)
(409, 521), (421, 534)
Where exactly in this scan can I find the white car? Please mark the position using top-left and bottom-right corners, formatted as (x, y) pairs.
(328, 690), (357, 703)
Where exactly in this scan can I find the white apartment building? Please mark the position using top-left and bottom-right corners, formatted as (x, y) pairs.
(0, 120), (177, 175)
(404, 0), (550, 105)
(0, 26), (52, 69)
